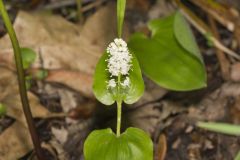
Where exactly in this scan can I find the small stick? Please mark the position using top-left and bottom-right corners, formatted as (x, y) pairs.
(174, 0), (240, 60)
(76, 0), (83, 22)
(42, 0), (106, 11)
(189, 0), (236, 32)
(208, 16), (230, 80)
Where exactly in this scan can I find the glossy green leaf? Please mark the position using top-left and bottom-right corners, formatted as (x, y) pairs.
(128, 12), (206, 91)
(93, 52), (144, 105)
(197, 122), (240, 136)
(93, 53), (114, 105)
(20, 48), (37, 69)
(0, 103), (6, 116)
(84, 127), (153, 160)
(174, 12), (202, 61)
(117, 0), (126, 37)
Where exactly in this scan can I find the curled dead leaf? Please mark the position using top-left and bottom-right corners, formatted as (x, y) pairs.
(156, 134), (167, 160)
(0, 122), (32, 160)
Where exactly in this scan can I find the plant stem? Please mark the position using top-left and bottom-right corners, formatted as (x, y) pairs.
(116, 100), (122, 137)
(76, 0), (83, 22)
(117, 0), (126, 38)
(116, 74), (122, 137)
(0, 1), (44, 160)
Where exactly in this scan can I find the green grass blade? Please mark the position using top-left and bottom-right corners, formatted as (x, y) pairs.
(235, 151), (240, 160)
(197, 122), (240, 136)
(117, 0), (126, 37)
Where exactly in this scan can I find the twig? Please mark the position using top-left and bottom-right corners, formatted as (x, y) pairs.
(174, 0), (240, 60)
(208, 16), (230, 80)
(43, 112), (67, 119)
(189, 0), (240, 49)
(42, 0), (107, 11)
(189, 0), (236, 32)
(76, 0), (83, 22)
(42, 0), (81, 10)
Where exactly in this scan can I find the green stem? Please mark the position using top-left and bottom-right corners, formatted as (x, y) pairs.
(116, 75), (122, 137)
(76, 0), (83, 22)
(117, 0), (126, 37)
(0, 1), (44, 160)
(116, 100), (122, 137)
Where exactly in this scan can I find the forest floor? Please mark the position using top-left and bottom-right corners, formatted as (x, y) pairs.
(1, 0), (240, 160)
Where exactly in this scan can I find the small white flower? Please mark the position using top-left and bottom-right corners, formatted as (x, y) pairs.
(121, 77), (130, 87)
(106, 38), (132, 77)
(108, 79), (116, 88)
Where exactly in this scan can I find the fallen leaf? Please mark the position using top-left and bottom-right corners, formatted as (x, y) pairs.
(51, 127), (68, 144)
(126, 102), (162, 134)
(127, 0), (151, 11)
(230, 63), (240, 82)
(187, 82), (240, 121)
(0, 68), (50, 127)
(46, 70), (93, 97)
(50, 139), (69, 160)
(0, 122), (32, 160)
(155, 134), (167, 160)
(134, 77), (168, 106)
(0, 3), (121, 97)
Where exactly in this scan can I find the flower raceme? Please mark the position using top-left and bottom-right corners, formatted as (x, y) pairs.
(106, 38), (132, 89)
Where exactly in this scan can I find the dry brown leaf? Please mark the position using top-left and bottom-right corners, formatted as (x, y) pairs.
(134, 78), (168, 106)
(0, 122), (33, 160)
(0, 68), (50, 127)
(127, 0), (151, 11)
(155, 134), (167, 160)
(127, 100), (185, 135)
(46, 70), (93, 97)
(51, 127), (68, 144)
(50, 139), (69, 160)
(188, 82), (240, 121)
(0, 3), (120, 97)
(127, 103), (162, 134)
(230, 63), (240, 82)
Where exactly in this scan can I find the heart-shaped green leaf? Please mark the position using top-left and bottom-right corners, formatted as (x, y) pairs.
(84, 127), (153, 160)
(93, 52), (144, 105)
(173, 12), (202, 61)
(128, 12), (206, 91)
(20, 48), (37, 69)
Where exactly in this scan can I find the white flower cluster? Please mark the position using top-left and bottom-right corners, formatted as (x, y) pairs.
(106, 38), (132, 89)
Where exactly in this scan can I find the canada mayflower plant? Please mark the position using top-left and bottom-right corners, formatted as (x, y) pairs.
(106, 38), (132, 89)
(84, 0), (153, 160)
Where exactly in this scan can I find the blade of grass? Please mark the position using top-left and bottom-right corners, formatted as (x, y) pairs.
(235, 151), (240, 160)
(197, 121), (240, 136)
(117, 0), (126, 37)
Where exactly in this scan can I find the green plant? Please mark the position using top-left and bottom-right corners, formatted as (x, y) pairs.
(76, 0), (83, 22)
(20, 47), (37, 70)
(197, 121), (240, 160)
(0, 103), (6, 117)
(84, 1), (206, 160)
(20, 48), (48, 89)
(84, 1), (152, 159)
(0, 1), (44, 159)
(128, 12), (206, 91)
(235, 151), (240, 160)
